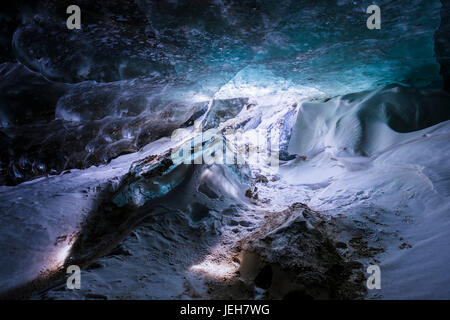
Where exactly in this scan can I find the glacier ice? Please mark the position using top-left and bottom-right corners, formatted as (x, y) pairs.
(0, 0), (449, 300)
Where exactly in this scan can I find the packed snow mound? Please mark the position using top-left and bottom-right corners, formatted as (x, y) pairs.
(289, 85), (450, 158)
(279, 85), (450, 299)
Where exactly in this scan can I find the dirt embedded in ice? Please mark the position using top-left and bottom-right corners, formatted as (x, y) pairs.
(201, 203), (368, 300)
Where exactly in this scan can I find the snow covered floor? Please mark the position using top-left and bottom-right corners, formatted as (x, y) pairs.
(276, 86), (450, 299)
(0, 137), (175, 294)
(0, 85), (449, 299)
(270, 120), (450, 299)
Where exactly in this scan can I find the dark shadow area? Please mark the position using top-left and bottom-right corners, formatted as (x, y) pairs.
(435, 0), (450, 92)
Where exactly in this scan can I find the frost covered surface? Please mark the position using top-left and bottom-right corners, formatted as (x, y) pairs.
(0, 0), (450, 300)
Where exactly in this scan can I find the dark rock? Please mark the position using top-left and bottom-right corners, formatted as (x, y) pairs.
(85, 262), (103, 270)
(255, 173), (269, 184)
(399, 242), (412, 250)
(236, 203), (367, 300)
(336, 241), (348, 249)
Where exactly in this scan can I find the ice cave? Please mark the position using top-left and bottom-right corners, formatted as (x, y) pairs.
(0, 0), (449, 301)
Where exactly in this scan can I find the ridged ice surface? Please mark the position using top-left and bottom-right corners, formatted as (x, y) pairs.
(1, 0), (445, 185)
(12, 0), (443, 94)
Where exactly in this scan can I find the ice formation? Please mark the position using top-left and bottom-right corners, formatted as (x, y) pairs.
(0, 0), (449, 300)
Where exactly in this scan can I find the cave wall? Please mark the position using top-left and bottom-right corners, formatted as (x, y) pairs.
(435, 0), (450, 91)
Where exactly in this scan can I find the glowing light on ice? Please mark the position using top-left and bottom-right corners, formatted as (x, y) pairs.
(190, 93), (212, 103)
(189, 245), (239, 279)
(54, 244), (72, 268)
(189, 260), (238, 279)
(213, 65), (324, 104)
(48, 236), (78, 270)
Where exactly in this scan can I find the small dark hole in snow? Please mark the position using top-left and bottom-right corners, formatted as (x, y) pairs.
(254, 265), (273, 289)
